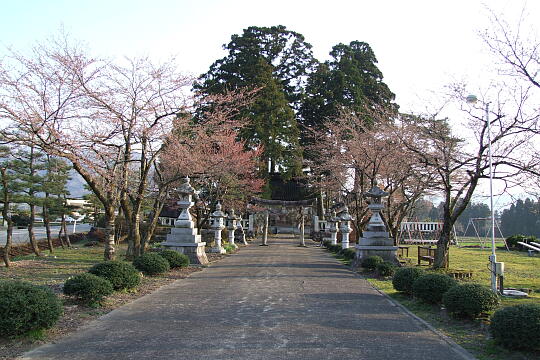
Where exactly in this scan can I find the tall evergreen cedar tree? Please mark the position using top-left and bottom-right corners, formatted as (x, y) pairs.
(195, 25), (317, 179)
(300, 41), (397, 159)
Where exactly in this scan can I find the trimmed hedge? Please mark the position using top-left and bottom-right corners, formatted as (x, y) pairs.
(158, 250), (190, 268)
(505, 234), (537, 249)
(133, 252), (170, 275)
(392, 267), (425, 294)
(88, 261), (141, 290)
(63, 273), (114, 304)
(0, 280), (63, 336)
(412, 273), (457, 304)
(442, 283), (499, 319)
(361, 256), (384, 271)
(490, 304), (540, 350)
(376, 261), (397, 277)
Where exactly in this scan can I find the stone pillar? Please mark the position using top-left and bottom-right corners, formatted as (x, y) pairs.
(236, 216), (248, 245)
(210, 202), (226, 254)
(329, 210), (339, 245)
(261, 210), (269, 246)
(299, 208), (306, 247)
(162, 176), (208, 265)
(227, 209), (238, 249)
(340, 207), (352, 249)
(312, 215), (319, 232)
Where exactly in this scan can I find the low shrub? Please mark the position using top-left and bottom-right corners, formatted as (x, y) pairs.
(339, 248), (356, 260)
(133, 252), (170, 275)
(63, 273), (114, 305)
(505, 234), (537, 249)
(392, 267), (425, 294)
(376, 261), (397, 277)
(361, 255), (383, 271)
(322, 240), (331, 248)
(158, 250), (190, 268)
(0, 280), (63, 336)
(223, 244), (236, 253)
(326, 244), (341, 253)
(88, 261), (141, 290)
(412, 273), (457, 304)
(442, 283), (499, 319)
(490, 304), (540, 350)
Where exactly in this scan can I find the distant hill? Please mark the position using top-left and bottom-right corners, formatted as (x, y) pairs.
(66, 170), (90, 198)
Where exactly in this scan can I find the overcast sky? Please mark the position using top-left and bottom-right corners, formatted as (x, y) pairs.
(1, 0), (538, 206)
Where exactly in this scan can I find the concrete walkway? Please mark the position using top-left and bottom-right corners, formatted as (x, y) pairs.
(21, 236), (474, 360)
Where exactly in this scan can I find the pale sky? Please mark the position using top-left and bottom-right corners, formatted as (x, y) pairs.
(1, 0), (538, 206)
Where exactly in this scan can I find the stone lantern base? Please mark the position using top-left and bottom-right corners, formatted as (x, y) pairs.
(162, 227), (209, 265)
(354, 230), (399, 266)
(162, 242), (208, 265)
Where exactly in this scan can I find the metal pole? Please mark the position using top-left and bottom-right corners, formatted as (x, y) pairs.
(486, 102), (497, 293)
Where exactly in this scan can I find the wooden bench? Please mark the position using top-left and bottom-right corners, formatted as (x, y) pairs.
(417, 246), (449, 267)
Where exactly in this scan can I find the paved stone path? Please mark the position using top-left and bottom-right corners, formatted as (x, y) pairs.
(21, 236), (474, 360)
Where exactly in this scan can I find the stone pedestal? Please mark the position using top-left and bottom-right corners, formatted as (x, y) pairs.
(355, 186), (398, 265)
(162, 176), (208, 265)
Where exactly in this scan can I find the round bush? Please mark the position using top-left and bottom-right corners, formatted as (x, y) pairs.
(88, 260), (141, 290)
(443, 283), (500, 319)
(133, 252), (170, 275)
(412, 273), (457, 304)
(361, 255), (384, 271)
(0, 280), (63, 336)
(158, 250), (190, 268)
(339, 248), (356, 260)
(490, 304), (540, 350)
(63, 273), (114, 304)
(376, 261), (397, 277)
(392, 267), (425, 294)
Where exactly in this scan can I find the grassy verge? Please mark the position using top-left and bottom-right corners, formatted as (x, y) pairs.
(325, 244), (539, 359)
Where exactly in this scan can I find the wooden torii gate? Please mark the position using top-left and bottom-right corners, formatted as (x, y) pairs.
(249, 197), (316, 246)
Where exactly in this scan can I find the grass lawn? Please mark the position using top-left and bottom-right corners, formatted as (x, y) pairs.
(0, 243), (107, 285)
(354, 245), (540, 360)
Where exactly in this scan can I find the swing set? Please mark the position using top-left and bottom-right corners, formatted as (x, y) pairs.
(460, 217), (509, 250)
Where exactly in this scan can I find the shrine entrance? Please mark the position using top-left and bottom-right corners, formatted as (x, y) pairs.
(249, 197), (316, 246)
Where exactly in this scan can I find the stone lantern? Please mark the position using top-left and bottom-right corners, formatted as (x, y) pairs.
(162, 176), (208, 265)
(339, 207), (353, 249)
(355, 185), (398, 265)
(227, 209), (238, 249)
(210, 202), (226, 254)
(329, 210), (339, 246)
(236, 214), (248, 245)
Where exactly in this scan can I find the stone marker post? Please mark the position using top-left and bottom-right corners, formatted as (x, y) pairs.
(299, 207), (306, 247)
(162, 176), (208, 265)
(210, 202), (226, 254)
(227, 209), (238, 249)
(329, 210), (339, 245)
(340, 207), (352, 249)
(261, 210), (269, 246)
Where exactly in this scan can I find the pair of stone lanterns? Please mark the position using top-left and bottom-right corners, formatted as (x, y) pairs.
(210, 203), (247, 254)
(327, 207), (353, 249)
